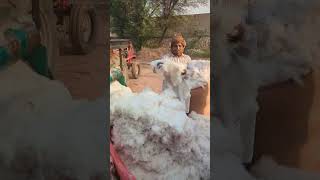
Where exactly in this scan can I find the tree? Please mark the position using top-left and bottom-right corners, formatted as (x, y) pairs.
(110, 0), (208, 50)
(110, 0), (150, 50)
(154, 0), (208, 43)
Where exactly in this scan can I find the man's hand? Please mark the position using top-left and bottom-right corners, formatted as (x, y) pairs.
(152, 62), (164, 73)
(157, 62), (164, 69)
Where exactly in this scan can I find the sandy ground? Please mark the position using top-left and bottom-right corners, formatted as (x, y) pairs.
(126, 47), (167, 93)
(53, 46), (107, 100)
(127, 62), (163, 93)
(52, 48), (164, 100)
(52, 11), (108, 100)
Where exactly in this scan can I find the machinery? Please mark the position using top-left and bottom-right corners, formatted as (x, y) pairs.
(0, 0), (105, 77)
(110, 38), (141, 85)
(125, 40), (140, 79)
(53, 0), (99, 54)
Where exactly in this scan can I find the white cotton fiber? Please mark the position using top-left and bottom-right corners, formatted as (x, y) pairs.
(186, 60), (210, 89)
(251, 156), (320, 180)
(214, 0), (320, 163)
(213, 1), (320, 180)
(110, 82), (210, 180)
(0, 61), (107, 179)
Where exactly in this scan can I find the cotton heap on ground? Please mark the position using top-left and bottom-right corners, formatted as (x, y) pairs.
(212, 116), (320, 180)
(186, 60), (210, 89)
(213, 0), (320, 179)
(0, 61), (107, 180)
(110, 79), (210, 180)
(150, 59), (210, 90)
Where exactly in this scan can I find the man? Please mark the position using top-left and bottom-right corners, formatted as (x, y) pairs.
(155, 34), (192, 113)
(162, 33), (191, 64)
(160, 34), (191, 89)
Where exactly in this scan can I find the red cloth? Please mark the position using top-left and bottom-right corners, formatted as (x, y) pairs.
(110, 143), (136, 180)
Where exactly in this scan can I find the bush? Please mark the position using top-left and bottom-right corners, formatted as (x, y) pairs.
(186, 48), (210, 59)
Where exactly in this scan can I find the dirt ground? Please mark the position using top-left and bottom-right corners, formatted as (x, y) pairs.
(126, 47), (167, 93)
(52, 11), (108, 101)
(127, 62), (163, 93)
(53, 47), (164, 100)
(53, 46), (107, 100)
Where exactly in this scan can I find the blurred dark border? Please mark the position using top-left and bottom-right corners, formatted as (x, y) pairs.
(210, 0), (214, 179)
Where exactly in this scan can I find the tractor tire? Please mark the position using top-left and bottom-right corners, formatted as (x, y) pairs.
(38, 0), (59, 78)
(131, 62), (140, 79)
(122, 65), (129, 85)
(69, 5), (97, 54)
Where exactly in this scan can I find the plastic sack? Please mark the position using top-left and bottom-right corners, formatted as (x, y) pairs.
(110, 68), (126, 86)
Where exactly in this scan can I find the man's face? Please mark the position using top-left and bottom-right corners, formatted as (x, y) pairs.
(171, 42), (185, 57)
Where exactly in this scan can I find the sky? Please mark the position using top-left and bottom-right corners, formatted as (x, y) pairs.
(181, 0), (210, 15)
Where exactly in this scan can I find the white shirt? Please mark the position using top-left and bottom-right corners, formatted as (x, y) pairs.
(162, 53), (191, 64)
(161, 53), (191, 113)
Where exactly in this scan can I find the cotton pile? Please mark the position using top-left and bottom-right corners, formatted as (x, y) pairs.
(212, 0), (320, 179)
(251, 156), (320, 180)
(186, 60), (210, 89)
(212, 116), (320, 180)
(110, 81), (210, 180)
(0, 61), (107, 180)
(150, 59), (191, 112)
(150, 58), (210, 89)
(214, 0), (320, 163)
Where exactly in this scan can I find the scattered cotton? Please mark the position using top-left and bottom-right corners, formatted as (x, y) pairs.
(186, 60), (210, 89)
(212, 1), (320, 180)
(251, 156), (320, 180)
(110, 81), (210, 180)
(0, 61), (107, 179)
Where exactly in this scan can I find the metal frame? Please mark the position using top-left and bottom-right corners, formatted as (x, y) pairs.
(110, 39), (131, 71)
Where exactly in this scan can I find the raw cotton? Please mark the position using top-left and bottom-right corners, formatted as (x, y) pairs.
(212, 1), (320, 180)
(214, 0), (320, 162)
(186, 60), (210, 89)
(110, 81), (210, 180)
(211, 116), (255, 180)
(150, 59), (210, 89)
(251, 156), (320, 180)
(212, 116), (320, 180)
(0, 61), (107, 180)
(150, 59), (191, 112)
(150, 59), (210, 113)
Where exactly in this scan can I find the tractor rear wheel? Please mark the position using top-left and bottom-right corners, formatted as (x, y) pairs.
(38, 0), (59, 78)
(69, 5), (97, 54)
(131, 62), (140, 79)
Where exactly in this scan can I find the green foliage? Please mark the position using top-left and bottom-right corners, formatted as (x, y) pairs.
(110, 0), (152, 50)
(186, 48), (210, 59)
(110, 0), (209, 50)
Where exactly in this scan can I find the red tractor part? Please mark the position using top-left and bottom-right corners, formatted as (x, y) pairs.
(125, 43), (136, 64)
(110, 143), (136, 180)
(124, 42), (140, 79)
(55, 0), (70, 10)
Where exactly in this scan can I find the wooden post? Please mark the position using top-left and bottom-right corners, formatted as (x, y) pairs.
(119, 48), (123, 71)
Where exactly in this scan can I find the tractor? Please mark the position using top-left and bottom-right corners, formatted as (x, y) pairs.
(110, 38), (141, 84)
(0, 0), (105, 75)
